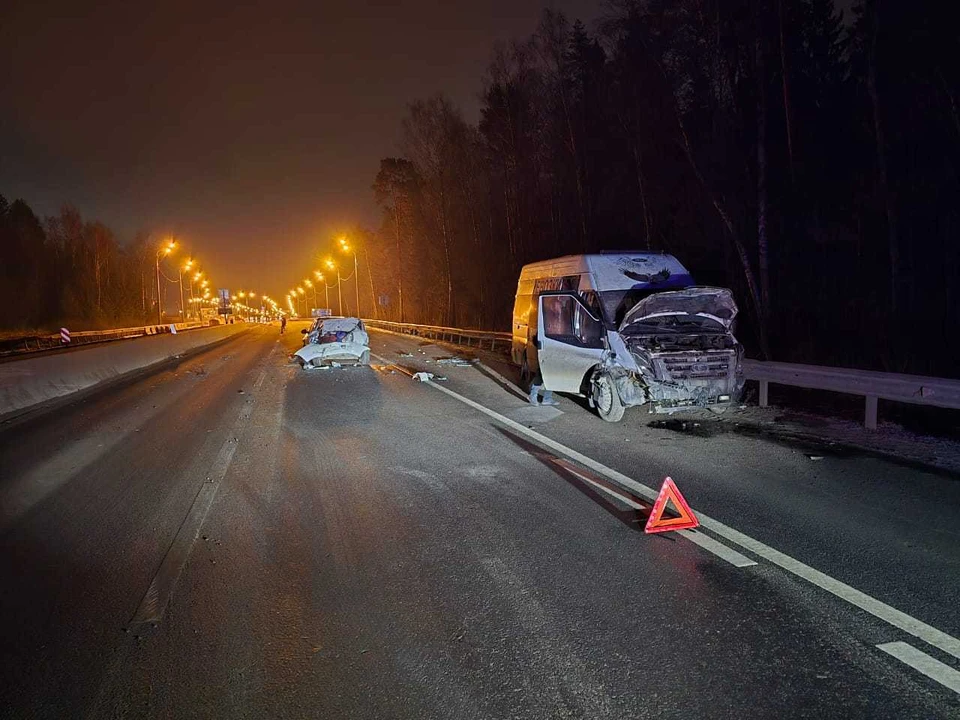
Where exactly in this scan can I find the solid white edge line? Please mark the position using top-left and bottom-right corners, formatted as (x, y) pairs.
(878, 641), (960, 695)
(409, 370), (960, 662)
(678, 529), (758, 568)
(561, 463), (756, 567)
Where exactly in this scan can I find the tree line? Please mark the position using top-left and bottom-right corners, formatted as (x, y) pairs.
(0, 198), (167, 331)
(364, 0), (959, 376)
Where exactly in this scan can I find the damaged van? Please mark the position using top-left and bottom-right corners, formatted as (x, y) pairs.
(512, 253), (744, 422)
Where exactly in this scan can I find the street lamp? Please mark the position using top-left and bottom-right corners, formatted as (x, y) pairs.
(178, 259), (194, 321)
(304, 279), (316, 310)
(325, 258), (342, 316)
(315, 271), (330, 309)
(190, 269), (203, 319)
(297, 286), (305, 316)
(155, 239), (177, 324)
(339, 237), (360, 318)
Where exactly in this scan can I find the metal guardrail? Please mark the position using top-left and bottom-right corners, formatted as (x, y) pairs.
(365, 319), (960, 430)
(364, 319), (512, 352)
(742, 359), (960, 430)
(0, 321), (208, 357)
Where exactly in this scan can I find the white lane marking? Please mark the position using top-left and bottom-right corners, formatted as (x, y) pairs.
(678, 529), (757, 568)
(417, 375), (754, 570)
(129, 353), (273, 625)
(472, 361), (530, 401)
(370, 351), (414, 377)
(878, 641), (960, 695)
(418, 376), (960, 661)
(574, 473), (645, 509)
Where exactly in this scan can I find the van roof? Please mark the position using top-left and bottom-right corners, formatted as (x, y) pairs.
(520, 252), (693, 290)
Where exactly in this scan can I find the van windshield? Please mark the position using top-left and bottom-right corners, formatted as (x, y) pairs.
(599, 284), (694, 327)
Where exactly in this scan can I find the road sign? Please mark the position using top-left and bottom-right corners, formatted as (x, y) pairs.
(60, 327), (70, 344)
(644, 477), (699, 534)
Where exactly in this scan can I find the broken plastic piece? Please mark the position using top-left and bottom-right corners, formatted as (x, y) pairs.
(413, 372), (434, 382)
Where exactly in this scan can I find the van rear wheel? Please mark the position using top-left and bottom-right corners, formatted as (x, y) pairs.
(593, 372), (625, 422)
(520, 358), (533, 391)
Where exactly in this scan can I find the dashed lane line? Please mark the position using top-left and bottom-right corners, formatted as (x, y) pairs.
(375, 356), (960, 670)
(371, 350), (755, 572)
(129, 362), (269, 625)
(878, 641), (960, 695)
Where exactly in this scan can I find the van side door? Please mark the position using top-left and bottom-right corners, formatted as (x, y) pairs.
(537, 292), (606, 394)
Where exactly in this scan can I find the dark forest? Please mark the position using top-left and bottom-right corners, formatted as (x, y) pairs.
(3, 0), (958, 376)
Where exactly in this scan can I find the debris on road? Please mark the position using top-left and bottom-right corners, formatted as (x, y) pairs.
(397, 352), (414, 358)
(807, 455), (824, 461)
(435, 357), (474, 366)
(413, 372), (434, 382)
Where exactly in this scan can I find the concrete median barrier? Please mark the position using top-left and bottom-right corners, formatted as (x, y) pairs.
(0, 324), (251, 420)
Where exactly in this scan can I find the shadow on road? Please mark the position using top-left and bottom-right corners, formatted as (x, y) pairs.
(492, 426), (669, 534)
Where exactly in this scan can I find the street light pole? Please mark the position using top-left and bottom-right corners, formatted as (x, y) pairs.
(353, 252), (360, 317)
(155, 240), (176, 324)
(155, 252), (163, 325)
(178, 269), (185, 321)
(339, 237), (360, 318)
(326, 259), (342, 315)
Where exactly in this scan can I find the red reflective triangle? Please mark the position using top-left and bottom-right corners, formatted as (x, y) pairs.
(644, 477), (699, 534)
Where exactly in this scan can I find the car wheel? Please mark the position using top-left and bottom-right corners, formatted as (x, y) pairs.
(360, 350), (371, 365)
(593, 371), (625, 423)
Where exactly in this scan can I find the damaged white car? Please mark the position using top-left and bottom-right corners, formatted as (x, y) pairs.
(293, 317), (370, 368)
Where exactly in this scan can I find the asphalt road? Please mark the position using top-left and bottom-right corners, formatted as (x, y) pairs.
(1, 323), (958, 718)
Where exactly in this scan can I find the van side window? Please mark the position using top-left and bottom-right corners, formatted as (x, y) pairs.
(542, 295), (604, 349)
(580, 290), (602, 321)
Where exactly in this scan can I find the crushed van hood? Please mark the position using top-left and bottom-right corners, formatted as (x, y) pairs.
(620, 287), (738, 331)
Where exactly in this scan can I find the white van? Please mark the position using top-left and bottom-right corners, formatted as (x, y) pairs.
(512, 252), (744, 421)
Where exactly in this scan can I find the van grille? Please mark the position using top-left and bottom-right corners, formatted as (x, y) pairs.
(659, 352), (732, 380)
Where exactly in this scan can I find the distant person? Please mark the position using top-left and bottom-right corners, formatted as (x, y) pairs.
(280, 316), (287, 334)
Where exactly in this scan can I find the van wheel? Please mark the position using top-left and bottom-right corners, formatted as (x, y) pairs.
(520, 358), (533, 391)
(593, 372), (625, 423)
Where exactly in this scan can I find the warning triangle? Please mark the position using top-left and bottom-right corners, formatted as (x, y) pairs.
(644, 477), (699, 534)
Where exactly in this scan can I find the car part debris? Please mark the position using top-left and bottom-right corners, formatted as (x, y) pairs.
(435, 357), (473, 366)
(413, 372), (434, 382)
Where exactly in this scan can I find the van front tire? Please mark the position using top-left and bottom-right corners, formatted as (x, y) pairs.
(593, 371), (625, 423)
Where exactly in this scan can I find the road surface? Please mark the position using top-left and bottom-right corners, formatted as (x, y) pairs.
(1, 323), (958, 718)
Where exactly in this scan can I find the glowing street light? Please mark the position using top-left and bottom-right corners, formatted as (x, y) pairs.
(339, 236), (360, 317)
(178, 258), (195, 320)
(304, 278), (317, 309)
(325, 258), (342, 315)
(155, 239), (177, 324)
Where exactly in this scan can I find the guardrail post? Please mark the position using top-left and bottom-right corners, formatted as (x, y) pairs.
(759, 380), (769, 407)
(865, 395), (878, 430)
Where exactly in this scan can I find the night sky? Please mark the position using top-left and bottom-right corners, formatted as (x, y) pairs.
(1, 0), (597, 298)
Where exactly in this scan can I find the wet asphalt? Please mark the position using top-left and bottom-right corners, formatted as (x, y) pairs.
(0, 323), (958, 718)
